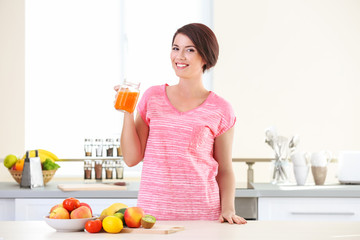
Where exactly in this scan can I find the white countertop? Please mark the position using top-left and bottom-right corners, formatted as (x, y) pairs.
(0, 220), (359, 240)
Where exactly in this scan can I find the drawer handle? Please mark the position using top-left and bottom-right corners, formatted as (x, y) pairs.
(291, 212), (355, 216)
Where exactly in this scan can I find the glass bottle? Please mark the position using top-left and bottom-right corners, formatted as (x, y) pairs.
(94, 138), (103, 157)
(115, 158), (124, 179)
(105, 138), (114, 157)
(94, 159), (103, 180)
(115, 138), (122, 157)
(83, 159), (93, 180)
(104, 160), (114, 179)
(84, 138), (93, 157)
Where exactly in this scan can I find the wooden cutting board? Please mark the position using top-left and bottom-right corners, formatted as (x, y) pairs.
(121, 225), (184, 234)
(57, 183), (127, 191)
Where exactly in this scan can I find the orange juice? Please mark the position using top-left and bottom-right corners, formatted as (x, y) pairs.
(114, 89), (140, 113)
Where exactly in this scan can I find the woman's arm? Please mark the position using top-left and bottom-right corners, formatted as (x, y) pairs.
(120, 112), (149, 167)
(214, 126), (247, 224)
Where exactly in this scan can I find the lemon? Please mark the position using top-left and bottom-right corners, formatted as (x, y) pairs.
(102, 216), (123, 233)
(4, 154), (18, 169)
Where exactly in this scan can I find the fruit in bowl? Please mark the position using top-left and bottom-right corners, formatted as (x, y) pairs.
(45, 198), (96, 231)
(4, 150), (60, 185)
(44, 216), (97, 232)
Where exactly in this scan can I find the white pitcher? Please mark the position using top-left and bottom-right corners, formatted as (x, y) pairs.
(291, 151), (310, 166)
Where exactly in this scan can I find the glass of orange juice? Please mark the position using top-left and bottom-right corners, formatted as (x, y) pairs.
(114, 80), (140, 113)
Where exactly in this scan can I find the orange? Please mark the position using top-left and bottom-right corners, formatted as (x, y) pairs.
(102, 216), (123, 233)
(15, 159), (24, 171)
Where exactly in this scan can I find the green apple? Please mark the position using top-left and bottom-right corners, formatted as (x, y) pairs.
(4, 154), (18, 169)
(113, 212), (125, 225)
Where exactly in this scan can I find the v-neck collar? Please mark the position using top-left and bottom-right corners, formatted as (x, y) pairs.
(163, 84), (213, 115)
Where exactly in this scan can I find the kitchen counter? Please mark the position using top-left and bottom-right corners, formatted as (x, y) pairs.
(0, 220), (359, 240)
(0, 181), (140, 199)
(0, 180), (259, 198)
(251, 183), (360, 197)
(1, 181), (360, 199)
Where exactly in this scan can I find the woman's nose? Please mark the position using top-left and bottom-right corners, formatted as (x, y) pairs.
(176, 50), (186, 60)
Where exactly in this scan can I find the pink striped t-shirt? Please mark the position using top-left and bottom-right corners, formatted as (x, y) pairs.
(136, 84), (236, 220)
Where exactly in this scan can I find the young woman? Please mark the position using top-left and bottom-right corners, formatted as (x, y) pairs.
(115, 23), (247, 224)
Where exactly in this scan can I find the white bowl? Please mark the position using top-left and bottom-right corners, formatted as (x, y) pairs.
(44, 216), (97, 232)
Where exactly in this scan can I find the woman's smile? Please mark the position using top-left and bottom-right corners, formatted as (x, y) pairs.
(171, 33), (205, 80)
(176, 63), (189, 69)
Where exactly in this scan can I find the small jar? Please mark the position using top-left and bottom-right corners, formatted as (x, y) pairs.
(115, 158), (124, 179)
(105, 138), (114, 157)
(94, 138), (103, 157)
(84, 159), (93, 180)
(115, 138), (122, 157)
(94, 159), (103, 180)
(84, 138), (93, 157)
(104, 160), (114, 179)
(114, 79), (140, 113)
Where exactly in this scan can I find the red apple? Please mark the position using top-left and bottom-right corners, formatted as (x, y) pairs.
(49, 207), (70, 219)
(80, 202), (92, 215)
(70, 206), (92, 219)
(124, 207), (145, 228)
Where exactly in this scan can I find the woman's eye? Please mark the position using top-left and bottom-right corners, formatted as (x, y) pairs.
(187, 48), (195, 52)
(172, 47), (179, 51)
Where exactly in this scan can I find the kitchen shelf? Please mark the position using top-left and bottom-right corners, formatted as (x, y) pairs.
(58, 157), (123, 161)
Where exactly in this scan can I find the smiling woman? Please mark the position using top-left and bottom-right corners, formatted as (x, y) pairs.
(24, 0), (212, 158)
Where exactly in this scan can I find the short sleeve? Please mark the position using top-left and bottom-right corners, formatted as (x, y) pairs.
(215, 97), (236, 137)
(136, 85), (159, 126)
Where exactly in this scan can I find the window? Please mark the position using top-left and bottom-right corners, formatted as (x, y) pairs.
(25, 0), (213, 158)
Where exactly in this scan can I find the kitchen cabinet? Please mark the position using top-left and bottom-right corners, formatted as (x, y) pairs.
(14, 198), (137, 221)
(0, 199), (15, 220)
(258, 197), (360, 221)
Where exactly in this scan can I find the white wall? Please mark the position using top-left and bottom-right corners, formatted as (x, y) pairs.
(0, 0), (25, 158)
(214, 0), (360, 158)
(213, 0), (360, 183)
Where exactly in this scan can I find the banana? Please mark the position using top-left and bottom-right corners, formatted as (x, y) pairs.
(38, 149), (59, 161)
(21, 149), (59, 163)
(100, 203), (128, 218)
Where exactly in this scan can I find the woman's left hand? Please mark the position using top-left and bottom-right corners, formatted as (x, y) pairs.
(219, 211), (247, 224)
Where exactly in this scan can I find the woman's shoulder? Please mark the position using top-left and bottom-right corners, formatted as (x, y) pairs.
(141, 84), (165, 100)
(208, 91), (234, 111)
(143, 84), (165, 96)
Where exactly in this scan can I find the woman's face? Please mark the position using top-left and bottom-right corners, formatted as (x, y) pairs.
(171, 33), (205, 80)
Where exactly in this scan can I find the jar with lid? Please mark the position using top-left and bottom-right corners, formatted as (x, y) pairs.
(84, 138), (93, 157)
(115, 138), (122, 157)
(114, 79), (140, 113)
(83, 159), (93, 180)
(104, 160), (114, 179)
(94, 159), (103, 180)
(115, 159), (124, 179)
(94, 138), (103, 157)
(105, 138), (114, 157)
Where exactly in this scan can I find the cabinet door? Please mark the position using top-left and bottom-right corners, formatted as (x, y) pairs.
(258, 197), (360, 221)
(0, 199), (15, 220)
(15, 198), (137, 221)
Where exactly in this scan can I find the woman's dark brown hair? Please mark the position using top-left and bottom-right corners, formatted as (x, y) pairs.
(172, 23), (219, 72)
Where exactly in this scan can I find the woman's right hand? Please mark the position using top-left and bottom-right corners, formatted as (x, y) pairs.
(113, 85), (120, 107)
(114, 85), (120, 92)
